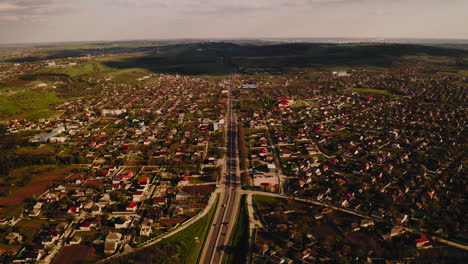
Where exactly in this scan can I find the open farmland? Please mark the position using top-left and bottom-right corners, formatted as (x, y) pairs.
(52, 245), (101, 264)
(0, 90), (64, 120)
(0, 165), (77, 217)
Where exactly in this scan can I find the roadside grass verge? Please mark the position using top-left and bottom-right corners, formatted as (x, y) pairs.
(222, 194), (250, 264)
(106, 194), (219, 264)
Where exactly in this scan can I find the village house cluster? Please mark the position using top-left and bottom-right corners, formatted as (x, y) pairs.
(238, 69), (467, 263)
(0, 74), (227, 263)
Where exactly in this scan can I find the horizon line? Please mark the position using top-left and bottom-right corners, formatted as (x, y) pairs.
(1, 36), (468, 47)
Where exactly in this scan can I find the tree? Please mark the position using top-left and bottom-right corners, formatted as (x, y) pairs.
(110, 190), (126, 203)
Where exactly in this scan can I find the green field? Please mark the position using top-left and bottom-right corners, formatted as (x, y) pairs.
(348, 87), (393, 97)
(107, 194), (219, 264)
(252, 195), (287, 226)
(107, 68), (153, 83)
(0, 90), (65, 120)
(223, 195), (250, 264)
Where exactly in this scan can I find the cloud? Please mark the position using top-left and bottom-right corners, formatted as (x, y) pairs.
(0, 0), (75, 23)
(0, 2), (25, 12)
(0, 15), (21, 22)
(109, 0), (172, 8)
(107, 0), (360, 11)
(186, 0), (364, 14)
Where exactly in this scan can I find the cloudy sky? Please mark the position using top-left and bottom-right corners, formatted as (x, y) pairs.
(0, 0), (467, 44)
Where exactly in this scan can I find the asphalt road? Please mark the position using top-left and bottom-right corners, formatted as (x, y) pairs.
(200, 74), (241, 264)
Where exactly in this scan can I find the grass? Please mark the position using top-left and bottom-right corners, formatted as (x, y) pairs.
(252, 195), (286, 224)
(293, 100), (320, 108)
(106, 68), (153, 83)
(16, 219), (49, 242)
(0, 165), (77, 218)
(223, 195), (250, 264)
(112, 194), (220, 264)
(0, 90), (65, 120)
(348, 87), (393, 97)
(163, 193), (219, 264)
(22, 109), (61, 120)
(197, 75), (229, 81)
(38, 59), (117, 77)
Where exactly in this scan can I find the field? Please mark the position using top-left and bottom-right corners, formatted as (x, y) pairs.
(0, 165), (77, 217)
(0, 89), (65, 120)
(107, 194), (219, 264)
(16, 219), (49, 243)
(52, 244), (101, 264)
(16, 145), (56, 156)
(40, 61), (96, 77)
(0, 244), (22, 255)
(223, 195), (250, 264)
(348, 87), (393, 96)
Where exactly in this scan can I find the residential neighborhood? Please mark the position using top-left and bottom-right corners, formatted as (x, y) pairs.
(0, 73), (226, 263)
(0, 40), (466, 264)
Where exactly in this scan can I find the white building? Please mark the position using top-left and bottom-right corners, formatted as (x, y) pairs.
(332, 71), (349, 77)
(30, 126), (66, 143)
(101, 109), (127, 116)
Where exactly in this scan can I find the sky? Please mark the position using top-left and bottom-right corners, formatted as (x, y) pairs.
(0, 0), (467, 44)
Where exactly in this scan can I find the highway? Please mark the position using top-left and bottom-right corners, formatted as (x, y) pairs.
(200, 74), (241, 264)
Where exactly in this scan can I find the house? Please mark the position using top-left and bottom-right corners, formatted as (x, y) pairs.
(0, 218), (9, 226)
(5, 232), (22, 243)
(69, 236), (82, 245)
(332, 71), (348, 77)
(30, 126), (66, 143)
(25, 252), (42, 262)
(80, 221), (93, 231)
(41, 236), (58, 246)
(140, 218), (153, 236)
(314, 213), (324, 220)
(309, 167), (321, 175)
(176, 190), (189, 200)
(267, 164), (276, 172)
(389, 226), (406, 238)
(416, 236), (431, 248)
(140, 226), (152, 236)
(138, 177), (150, 185)
(104, 232), (122, 254)
(360, 219), (374, 228)
(91, 205), (103, 215)
(106, 232), (122, 242)
(126, 202), (138, 212)
(392, 143), (401, 149)
(280, 148), (292, 158)
(153, 197), (167, 206)
(68, 205), (80, 214)
(29, 208), (41, 217)
(351, 222), (361, 232)
(178, 176), (190, 186)
(114, 217), (132, 229)
(49, 137), (67, 143)
(133, 191), (144, 202)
